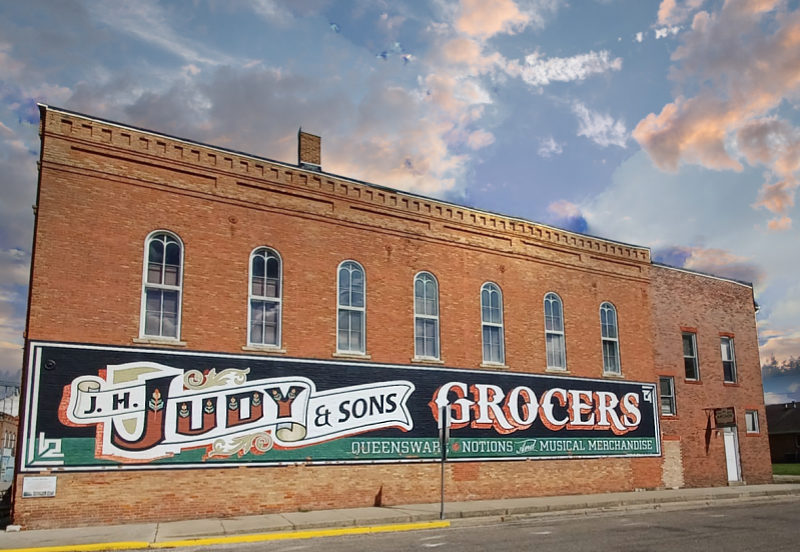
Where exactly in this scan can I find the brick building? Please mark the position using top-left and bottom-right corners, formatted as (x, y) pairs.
(13, 105), (771, 529)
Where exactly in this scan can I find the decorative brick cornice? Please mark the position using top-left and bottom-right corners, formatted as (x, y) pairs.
(39, 105), (652, 274)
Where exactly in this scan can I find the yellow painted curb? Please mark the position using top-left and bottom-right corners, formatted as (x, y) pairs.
(0, 520), (451, 552)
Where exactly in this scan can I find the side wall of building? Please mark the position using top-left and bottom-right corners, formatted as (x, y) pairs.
(652, 266), (772, 487)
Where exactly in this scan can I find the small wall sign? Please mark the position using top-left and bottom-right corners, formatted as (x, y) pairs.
(714, 407), (736, 427)
(22, 476), (57, 498)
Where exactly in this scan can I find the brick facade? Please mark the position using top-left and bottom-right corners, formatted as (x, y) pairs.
(652, 266), (772, 487)
(11, 106), (771, 529)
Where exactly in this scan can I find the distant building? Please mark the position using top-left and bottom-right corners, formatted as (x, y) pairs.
(766, 402), (800, 463)
(13, 105), (772, 529)
(0, 413), (17, 487)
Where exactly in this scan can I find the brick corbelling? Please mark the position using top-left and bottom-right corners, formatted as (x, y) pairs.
(39, 140), (651, 285)
(41, 107), (651, 267)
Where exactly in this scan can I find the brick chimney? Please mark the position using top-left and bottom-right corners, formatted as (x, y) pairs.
(298, 129), (321, 171)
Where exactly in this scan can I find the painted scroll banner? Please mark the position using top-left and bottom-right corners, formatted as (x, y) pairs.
(22, 342), (660, 470)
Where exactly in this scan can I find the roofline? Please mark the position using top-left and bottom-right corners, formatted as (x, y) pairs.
(651, 262), (754, 289)
(39, 104), (651, 256)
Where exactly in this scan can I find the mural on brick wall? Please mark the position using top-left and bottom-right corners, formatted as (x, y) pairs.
(20, 342), (660, 470)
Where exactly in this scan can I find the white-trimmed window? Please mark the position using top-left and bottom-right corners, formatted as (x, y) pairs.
(682, 332), (699, 380)
(745, 410), (759, 433)
(721, 336), (737, 383)
(337, 260), (365, 354)
(659, 376), (676, 416)
(600, 302), (620, 375)
(481, 282), (505, 364)
(414, 272), (440, 360)
(141, 231), (183, 339)
(544, 292), (566, 370)
(249, 247), (282, 347)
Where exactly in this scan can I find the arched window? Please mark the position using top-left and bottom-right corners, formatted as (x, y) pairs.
(414, 272), (440, 360)
(141, 231), (183, 339)
(337, 260), (365, 354)
(249, 247), (282, 347)
(544, 292), (566, 370)
(481, 282), (504, 364)
(600, 302), (620, 374)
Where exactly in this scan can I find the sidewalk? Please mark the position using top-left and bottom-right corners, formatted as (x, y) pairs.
(1, 482), (799, 552)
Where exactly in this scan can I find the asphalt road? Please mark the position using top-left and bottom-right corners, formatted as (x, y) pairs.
(190, 497), (800, 552)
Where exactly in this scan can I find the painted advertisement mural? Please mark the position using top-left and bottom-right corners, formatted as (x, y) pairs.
(21, 342), (660, 470)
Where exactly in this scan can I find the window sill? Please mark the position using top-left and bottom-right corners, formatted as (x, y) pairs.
(684, 379), (703, 385)
(723, 382), (740, 387)
(745, 432), (760, 437)
(603, 372), (625, 379)
(661, 414), (678, 419)
(546, 367), (569, 374)
(242, 346), (287, 355)
(480, 362), (510, 371)
(332, 352), (372, 360)
(133, 337), (187, 347)
(411, 357), (444, 365)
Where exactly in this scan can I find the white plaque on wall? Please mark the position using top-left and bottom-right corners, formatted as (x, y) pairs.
(22, 476), (57, 498)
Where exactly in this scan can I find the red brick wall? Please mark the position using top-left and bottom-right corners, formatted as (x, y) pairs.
(10, 107), (766, 528)
(652, 266), (772, 487)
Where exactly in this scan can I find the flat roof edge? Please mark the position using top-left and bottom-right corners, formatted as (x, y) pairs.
(652, 262), (753, 288)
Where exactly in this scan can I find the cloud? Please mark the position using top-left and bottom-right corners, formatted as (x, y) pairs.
(572, 102), (628, 148)
(657, 0), (705, 25)
(633, 2), (800, 227)
(466, 129), (495, 150)
(653, 245), (764, 284)
(0, 249), (30, 287)
(681, 247), (764, 284)
(512, 50), (622, 88)
(90, 0), (238, 66)
(767, 215), (792, 231)
(537, 136), (563, 158)
(760, 331), (800, 366)
(654, 25), (681, 39)
(635, 32), (644, 43)
(546, 200), (589, 233)
(455, 0), (530, 38)
(764, 391), (799, 405)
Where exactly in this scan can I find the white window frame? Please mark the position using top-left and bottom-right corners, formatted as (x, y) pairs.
(413, 271), (440, 360)
(659, 376), (676, 416)
(721, 336), (737, 383)
(336, 260), (366, 354)
(543, 292), (566, 371)
(247, 247), (283, 348)
(600, 301), (621, 375)
(745, 410), (759, 433)
(682, 332), (700, 381)
(480, 282), (505, 365)
(139, 230), (184, 340)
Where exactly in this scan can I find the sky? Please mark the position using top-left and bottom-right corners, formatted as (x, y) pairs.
(1, 0), (799, 404)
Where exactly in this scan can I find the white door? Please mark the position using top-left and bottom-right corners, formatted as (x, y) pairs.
(723, 427), (741, 482)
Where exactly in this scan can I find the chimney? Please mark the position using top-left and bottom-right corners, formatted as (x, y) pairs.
(298, 129), (321, 171)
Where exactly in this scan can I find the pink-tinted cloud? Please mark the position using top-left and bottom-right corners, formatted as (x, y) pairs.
(657, 245), (765, 285)
(753, 180), (796, 215)
(455, 0), (530, 38)
(466, 129), (495, 150)
(657, 0), (705, 25)
(634, 2), (800, 229)
(767, 215), (792, 231)
(760, 332), (800, 366)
